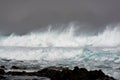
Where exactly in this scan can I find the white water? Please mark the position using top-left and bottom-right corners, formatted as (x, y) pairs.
(0, 24), (120, 79)
(0, 24), (120, 47)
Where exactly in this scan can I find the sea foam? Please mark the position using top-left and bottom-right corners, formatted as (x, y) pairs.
(0, 23), (120, 47)
(0, 23), (120, 79)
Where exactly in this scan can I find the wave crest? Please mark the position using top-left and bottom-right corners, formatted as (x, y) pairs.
(0, 24), (120, 47)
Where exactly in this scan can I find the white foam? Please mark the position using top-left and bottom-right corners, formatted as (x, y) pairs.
(0, 46), (120, 79)
(0, 24), (120, 47)
(0, 47), (82, 60)
(0, 23), (120, 79)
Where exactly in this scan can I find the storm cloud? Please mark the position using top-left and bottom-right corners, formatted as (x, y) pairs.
(0, 0), (120, 34)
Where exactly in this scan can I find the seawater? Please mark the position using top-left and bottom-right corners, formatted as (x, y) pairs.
(0, 24), (120, 79)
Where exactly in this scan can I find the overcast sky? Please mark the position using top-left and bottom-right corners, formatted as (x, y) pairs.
(0, 0), (120, 34)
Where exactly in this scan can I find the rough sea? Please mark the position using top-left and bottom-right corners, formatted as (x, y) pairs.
(0, 24), (120, 79)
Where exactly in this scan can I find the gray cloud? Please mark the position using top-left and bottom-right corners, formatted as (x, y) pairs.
(0, 0), (120, 34)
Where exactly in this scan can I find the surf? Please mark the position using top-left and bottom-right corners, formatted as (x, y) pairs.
(0, 23), (120, 47)
(0, 23), (120, 79)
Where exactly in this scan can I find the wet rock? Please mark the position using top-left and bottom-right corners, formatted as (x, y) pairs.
(88, 70), (105, 79)
(0, 69), (5, 75)
(0, 65), (6, 69)
(5, 66), (116, 80)
(0, 75), (6, 80)
(7, 71), (26, 75)
(70, 67), (88, 80)
(11, 66), (21, 69)
(11, 65), (27, 70)
(36, 66), (116, 80)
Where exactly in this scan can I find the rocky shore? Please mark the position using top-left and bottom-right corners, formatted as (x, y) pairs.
(0, 66), (116, 80)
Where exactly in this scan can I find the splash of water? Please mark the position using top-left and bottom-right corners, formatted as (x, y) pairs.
(0, 24), (120, 47)
(0, 23), (120, 79)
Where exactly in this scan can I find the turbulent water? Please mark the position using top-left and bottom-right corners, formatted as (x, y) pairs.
(0, 24), (120, 79)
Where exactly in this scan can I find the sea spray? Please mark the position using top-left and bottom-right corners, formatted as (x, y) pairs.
(0, 24), (120, 47)
(0, 23), (120, 79)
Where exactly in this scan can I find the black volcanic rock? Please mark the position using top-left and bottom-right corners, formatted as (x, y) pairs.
(7, 71), (26, 76)
(0, 75), (6, 80)
(11, 66), (21, 69)
(0, 65), (5, 69)
(0, 69), (5, 75)
(35, 66), (116, 80)
(4, 66), (116, 80)
(0, 69), (6, 80)
(88, 70), (105, 79)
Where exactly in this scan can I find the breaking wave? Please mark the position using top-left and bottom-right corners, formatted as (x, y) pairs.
(0, 23), (120, 79)
(0, 24), (120, 47)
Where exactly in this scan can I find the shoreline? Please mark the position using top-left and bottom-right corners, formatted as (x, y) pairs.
(0, 66), (116, 80)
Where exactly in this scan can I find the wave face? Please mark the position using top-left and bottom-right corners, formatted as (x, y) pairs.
(0, 23), (120, 79)
(0, 24), (120, 47)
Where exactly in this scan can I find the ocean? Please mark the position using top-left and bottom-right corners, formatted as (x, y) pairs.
(0, 24), (120, 79)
